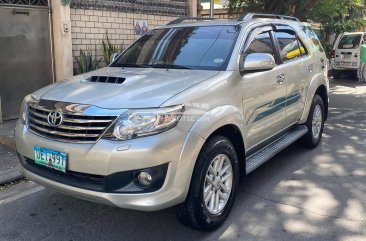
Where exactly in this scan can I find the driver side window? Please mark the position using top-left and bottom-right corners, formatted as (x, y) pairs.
(245, 32), (275, 57)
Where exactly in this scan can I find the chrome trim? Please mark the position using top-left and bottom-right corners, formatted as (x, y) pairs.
(28, 108), (48, 119)
(28, 123), (100, 138)
(29, 99), (128, 116)
(62, 118), (114, 124)
(29, 117), (106, 131)
(26, 100), (122, 143)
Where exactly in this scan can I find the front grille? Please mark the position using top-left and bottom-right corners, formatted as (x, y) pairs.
(27, 105), (117, 143)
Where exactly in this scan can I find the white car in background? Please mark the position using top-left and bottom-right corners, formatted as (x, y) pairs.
(331, 32), (366, 79)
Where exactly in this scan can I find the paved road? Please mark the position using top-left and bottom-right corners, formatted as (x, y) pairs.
(0, 145), (16, 172)
(1, 79), (365, 241)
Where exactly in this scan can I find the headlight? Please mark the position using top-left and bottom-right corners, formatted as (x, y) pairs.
(20, 95), (36, 124)
(104, 105), (184, 140)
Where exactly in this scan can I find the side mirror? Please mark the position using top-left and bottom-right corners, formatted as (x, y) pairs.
(110, 53), (120, 63)
(243, 53), (276, 72)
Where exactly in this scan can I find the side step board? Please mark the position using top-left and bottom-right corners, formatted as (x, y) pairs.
(246, 125), (308, 174)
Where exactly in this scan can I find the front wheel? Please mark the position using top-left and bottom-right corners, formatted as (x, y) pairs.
(176, 136), (239, 231)
(300, 95), (325, 148)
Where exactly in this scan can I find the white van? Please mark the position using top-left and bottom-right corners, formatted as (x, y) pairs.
(331, 32), (366, 79)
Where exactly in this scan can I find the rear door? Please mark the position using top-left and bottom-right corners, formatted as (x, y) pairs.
(335, 34), (363, 69)
(273, 27), (311, 126)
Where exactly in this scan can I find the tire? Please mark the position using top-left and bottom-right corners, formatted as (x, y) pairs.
(300, 95), (325, 148)
(333, 70), (341, 79)
(176, 135), (239, 231)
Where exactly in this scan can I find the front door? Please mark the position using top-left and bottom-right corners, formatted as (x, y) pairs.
(240, 29), (288, 150)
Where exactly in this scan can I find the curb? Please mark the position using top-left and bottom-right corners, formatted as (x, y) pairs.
(0, 119), (17, 151)
(0, 138), (16, 151)
(0, 168), (23, 185)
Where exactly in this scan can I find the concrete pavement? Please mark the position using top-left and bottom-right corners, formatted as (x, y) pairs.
(0, 120), (22, 184)
(0, 144), (22, 185)
(0, 78), (365, 241)
(0, 119), (16, 150)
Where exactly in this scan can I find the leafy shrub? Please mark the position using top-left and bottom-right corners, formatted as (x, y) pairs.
(74, 48), (102, 74)
(101, 33), (123, 65)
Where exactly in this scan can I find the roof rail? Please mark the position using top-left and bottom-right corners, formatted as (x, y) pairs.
(166, 17), (214, 25)
(238, 13), (300, 22)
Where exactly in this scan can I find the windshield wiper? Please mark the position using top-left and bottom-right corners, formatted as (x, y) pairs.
(114, 63), (148, 68)
(150, 64), (193, 70)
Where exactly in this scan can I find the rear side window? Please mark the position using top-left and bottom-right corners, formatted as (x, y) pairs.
(245, 32), (275, 56)
(301, 26), (324, 52)
(274, 31), (308, 62)
(338, 34), (362, 49)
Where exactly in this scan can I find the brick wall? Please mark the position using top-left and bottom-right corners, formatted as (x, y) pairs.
(70, 8), (176, 70)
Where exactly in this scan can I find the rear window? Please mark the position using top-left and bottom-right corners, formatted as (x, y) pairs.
(274, 31), (308, 62)
(301, 26), (324, 52)
(338, 34), (362, 49)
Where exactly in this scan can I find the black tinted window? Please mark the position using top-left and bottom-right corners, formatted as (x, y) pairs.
(338, 34), (362, 49)
(245, 32), (274, 56)
(275, 31), (307, 62)
(112, 25), (240, 70)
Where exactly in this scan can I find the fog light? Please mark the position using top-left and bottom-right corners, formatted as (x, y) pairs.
(137, 171), (152, 186)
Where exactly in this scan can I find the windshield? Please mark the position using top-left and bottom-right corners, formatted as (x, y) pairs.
(338, 34), (362, 49)
(111, 25), (241, 70)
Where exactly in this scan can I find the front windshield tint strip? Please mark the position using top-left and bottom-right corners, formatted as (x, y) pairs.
(112, 25), (241, 71)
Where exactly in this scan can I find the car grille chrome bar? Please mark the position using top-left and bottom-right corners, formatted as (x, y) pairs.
(27, 104), (118, 143)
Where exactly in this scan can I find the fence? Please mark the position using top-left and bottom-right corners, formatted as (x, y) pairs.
(0, 0), (48, 7)
(71, 0), (187, 16)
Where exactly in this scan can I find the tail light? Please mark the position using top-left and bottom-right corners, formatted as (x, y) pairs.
(331, 50), (335, 58)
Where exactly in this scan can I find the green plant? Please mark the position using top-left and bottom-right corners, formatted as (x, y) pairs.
(74, 48), (102, 74)
(101, 33), (123, 65)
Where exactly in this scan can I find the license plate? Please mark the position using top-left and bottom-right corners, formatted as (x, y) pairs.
(340, 61), (351, 67)
(341, 55), (351, 59)
(34, 146), (67, 173)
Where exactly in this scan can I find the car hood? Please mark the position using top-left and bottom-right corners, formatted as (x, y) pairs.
(33, 67), (219, 109)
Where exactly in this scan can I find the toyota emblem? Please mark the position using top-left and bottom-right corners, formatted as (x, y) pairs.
(47, 111), (63, 127)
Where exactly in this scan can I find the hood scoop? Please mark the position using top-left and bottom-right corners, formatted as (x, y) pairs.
(87, 76), (126, 84)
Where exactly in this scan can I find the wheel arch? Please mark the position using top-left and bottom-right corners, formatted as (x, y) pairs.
(187, 105), (247, 179)
(300, 74), (329, 123)
(315, 85), (329, 120)
(205, 124), (246, 178)
(177, 105), (247, 200)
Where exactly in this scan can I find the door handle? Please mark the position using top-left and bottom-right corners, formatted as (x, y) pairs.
(308, 64), (314, 72)
(12, 9), (29, 15)
(320, 58), (326, 70)
(276, 74), (285, 85)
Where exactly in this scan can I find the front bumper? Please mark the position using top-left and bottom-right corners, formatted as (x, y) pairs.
(15, 120), (205, 211)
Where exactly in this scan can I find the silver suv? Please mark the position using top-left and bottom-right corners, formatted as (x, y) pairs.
(16, 13), (329, 231)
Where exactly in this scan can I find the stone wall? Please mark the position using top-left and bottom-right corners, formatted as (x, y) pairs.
(70, 9), (176, 71)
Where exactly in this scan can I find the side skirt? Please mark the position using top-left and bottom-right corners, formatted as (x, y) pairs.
(245, 125), (308, 174)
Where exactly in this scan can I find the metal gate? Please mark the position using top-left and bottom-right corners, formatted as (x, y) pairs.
(0, 0), (53, 122)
